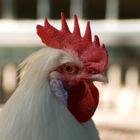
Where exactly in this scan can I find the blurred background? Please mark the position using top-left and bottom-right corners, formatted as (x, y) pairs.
(0, 0), (140, 139)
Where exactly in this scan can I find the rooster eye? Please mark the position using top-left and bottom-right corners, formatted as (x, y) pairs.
(63, 64), (75, 74)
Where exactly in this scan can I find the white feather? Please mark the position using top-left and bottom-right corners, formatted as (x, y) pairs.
(0, 47), (99, 140)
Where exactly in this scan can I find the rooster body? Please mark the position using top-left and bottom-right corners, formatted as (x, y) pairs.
(0, 48), (99, 140)
(0, 13), (108, 140)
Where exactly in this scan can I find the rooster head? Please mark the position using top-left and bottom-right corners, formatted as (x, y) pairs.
(36, 13), (108, 123)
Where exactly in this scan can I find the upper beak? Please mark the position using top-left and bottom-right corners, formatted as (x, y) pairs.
(85, 74), (108, 83)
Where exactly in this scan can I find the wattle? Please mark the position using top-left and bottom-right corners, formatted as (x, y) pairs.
(67, 81), (99, 123)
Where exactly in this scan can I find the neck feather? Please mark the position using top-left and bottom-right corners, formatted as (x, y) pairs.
(0, 48), (89, 140)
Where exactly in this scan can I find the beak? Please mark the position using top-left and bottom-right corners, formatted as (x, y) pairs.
(85, 74), (108, 83)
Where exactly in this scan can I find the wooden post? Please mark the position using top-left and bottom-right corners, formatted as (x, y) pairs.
(0, 67), (3, 103)
(105, 0), (119, 19)
(1, 0), (16, 19)
(37, 0), (50, 18)
(70, 0), (83, 18)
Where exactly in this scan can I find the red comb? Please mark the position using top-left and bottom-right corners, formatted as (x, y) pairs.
(36, 12), (108, 73)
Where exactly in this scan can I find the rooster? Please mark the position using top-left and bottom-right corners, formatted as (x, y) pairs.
(0, 13), (108, 140)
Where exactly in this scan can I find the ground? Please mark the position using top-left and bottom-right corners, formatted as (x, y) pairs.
(94, 110), (140, 140)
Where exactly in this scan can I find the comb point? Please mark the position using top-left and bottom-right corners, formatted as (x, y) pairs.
(83, 21), (92, 42)
(94, 35), (100, 47)
(44, 18), (50, 26)
(73, 14), (81, 36)
(61, 12), (70, 32)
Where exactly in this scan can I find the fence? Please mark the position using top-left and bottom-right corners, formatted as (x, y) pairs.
(1, 0), (140, 20)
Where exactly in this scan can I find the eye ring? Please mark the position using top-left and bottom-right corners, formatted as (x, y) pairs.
(63, 64), (75, 74)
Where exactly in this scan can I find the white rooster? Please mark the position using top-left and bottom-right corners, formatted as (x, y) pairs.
(0, 13), (108, 140)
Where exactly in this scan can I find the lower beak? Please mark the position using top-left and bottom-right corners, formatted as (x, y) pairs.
(85, 74), (108, 83)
